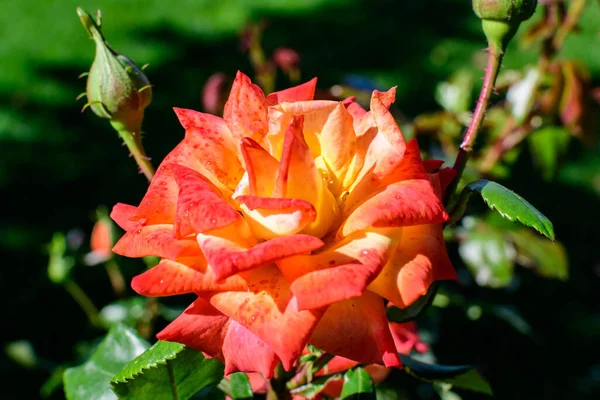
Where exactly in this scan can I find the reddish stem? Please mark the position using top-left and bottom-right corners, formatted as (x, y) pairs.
(446, 48), (503, 203)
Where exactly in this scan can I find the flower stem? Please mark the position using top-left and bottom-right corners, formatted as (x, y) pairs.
(447, 47), (504, 203)
(113, 123), (155, 182)
(63, 279), (102, 329)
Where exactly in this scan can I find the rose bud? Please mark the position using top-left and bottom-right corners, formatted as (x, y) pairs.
(472, 0), (538, 51)
(77, 7), (152, 134)
(273, 47), (301, 82)
(201, 73), (233, 115)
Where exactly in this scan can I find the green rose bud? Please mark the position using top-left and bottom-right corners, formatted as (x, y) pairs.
(77, 8), (152, 133)
(473, 0), (537, 22)
(472, 0), (538, 52)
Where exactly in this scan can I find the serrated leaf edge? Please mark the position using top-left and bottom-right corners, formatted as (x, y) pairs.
(110, 342), (186, 385)
(478, 183), (555, 241)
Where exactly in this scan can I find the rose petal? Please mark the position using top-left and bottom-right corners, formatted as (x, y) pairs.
(240, 137), (280, 197)
(319, 103), (358, 191)
(131, 143), (205, 225)
(343, 97), (367, 120)
(157, 297), (280, 378)
(112, 224), (202, 260)
(197, 233), (323, 281)
(266, 77), (317, 105)
(273, 116), (339, 237)
(223, 71), (268, 142)
(110, 203), (138, 231)
(204, 266), (325, 371)
(389, 321), (429, 355)
(157, 297), (228, 359)
(340, 179), (448, 237)
(278, 228), (402, 310)
(175, 107), (245, 190)
(266, 100), (338, 162)
(368, 223), (456, 308)
(172, 164), (241, 238)
(309, 291), (401, 367)
(344, 88), (406, 211)
(131, 258), (248, 296)
(236, 195), (316, 239)
(222, 320), (280, 378)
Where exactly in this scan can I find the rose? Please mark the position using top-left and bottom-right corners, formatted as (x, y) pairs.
(111, 71), (456, 377)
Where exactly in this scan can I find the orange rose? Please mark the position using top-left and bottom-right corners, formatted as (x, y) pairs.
(111, 71), (456, 377)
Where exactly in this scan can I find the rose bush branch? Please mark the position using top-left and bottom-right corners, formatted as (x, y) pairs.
(478, 0), (590, 174)
(447, 0), (538, 202)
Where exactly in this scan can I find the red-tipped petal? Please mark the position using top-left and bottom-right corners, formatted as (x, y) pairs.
(273, 116), (307, 197)
(344, 88), (406, 213)
(341, 179), (448, 236)
(223, 71), (268, 142)
(389, 321), (429, 355)
(204, 266), (325, 371)
(175, 108), (245, 190)
(343, 97), (367, 120)
(222, 320), (280, 378)
(240, 138), (279, 197)
(236, 195), (317, 238)
(368, 224), (456, 308)
(309, 291), (401, 367)
(131, 143), (204, 225)
(112, 224), (202, 260)
(157, 298), (229, 360)
(159, 298), (281, 377)
(266, 78), (317, 105)
(237, 196), (316, 215)
(131, 259), (248, 296)
(172, 165), (241, 238)
(197, 233), (323, 281)
(280, 228), (401, 310)
(110, 203), (138, 231)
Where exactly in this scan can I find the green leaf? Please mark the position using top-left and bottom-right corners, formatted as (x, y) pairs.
(228, 372), (253, 400)
(400, 355), (492, 395)
(459, 222), (515, 288)
(528, 126), (570, 181)
(64, 324), (150, 400)
(449, 179), (555, 240)
(111, 340), (224, 400)
(341, 367), (375, 399)
(387, 282), (438, 323)
(509, 229), (568, 280)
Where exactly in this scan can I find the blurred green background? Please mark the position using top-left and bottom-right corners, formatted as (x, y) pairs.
(1, 0), (599, 399)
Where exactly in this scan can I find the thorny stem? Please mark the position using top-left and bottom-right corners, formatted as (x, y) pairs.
(117, 127), (155, 182)
(63, 279), (102, 328)
(479, 1), (588, 173)
(447, 47), (504, 203)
